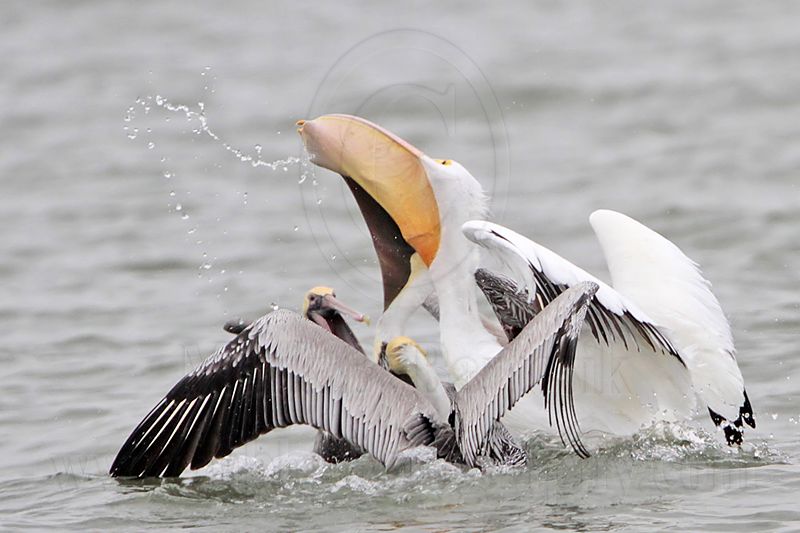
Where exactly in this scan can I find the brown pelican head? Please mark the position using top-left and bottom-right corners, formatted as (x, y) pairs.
(303, 286), (369, 353)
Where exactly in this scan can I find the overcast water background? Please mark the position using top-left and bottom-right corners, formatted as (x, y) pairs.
(2, 1), (799, 531)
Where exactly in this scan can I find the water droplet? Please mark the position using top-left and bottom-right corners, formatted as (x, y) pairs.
(331, 255), (336, 261)
(316, 199), (322, 205)
(147, 142), (155, 150)
(181, 213), (189, 220)
(163, 171), (172, 179)
(271, 303), (279, 311)
(175, 203), (183, 211)
(202, 263), (212, 270)
(187, 228), (196, 234)
(169, 191), (176, 197)
(293, 226), (299, 232)
(771, 413), (778, 420)
(254, 144), (262, 155)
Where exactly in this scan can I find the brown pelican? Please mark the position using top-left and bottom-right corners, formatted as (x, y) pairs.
(110, 287), (368, 475)
(108, 280), (595, 477)
(463, 215), (755, 445)
(297, 114), (753, 451)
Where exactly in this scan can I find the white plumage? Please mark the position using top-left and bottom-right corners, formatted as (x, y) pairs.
(588, 210), (747, 424)
(463, 210), (754, 443)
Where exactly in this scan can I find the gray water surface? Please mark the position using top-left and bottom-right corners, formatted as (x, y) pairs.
(2, 1), (799, 531)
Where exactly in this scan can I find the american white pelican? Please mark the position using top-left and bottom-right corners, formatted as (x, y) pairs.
(463, 214), (755, 445)
(109, 280), (595, 477)
(297, 114), (754, 451)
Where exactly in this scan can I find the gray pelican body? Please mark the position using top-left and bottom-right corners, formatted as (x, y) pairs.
(226, 289), (413, 462)
(224, 287), (371, 463)
(109, 283), (595, 477)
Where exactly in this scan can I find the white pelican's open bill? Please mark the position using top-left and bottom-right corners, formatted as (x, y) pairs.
(109, 281), (595, 477)
(463, 213), (755, 445)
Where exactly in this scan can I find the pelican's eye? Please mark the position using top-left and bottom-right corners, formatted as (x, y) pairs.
(441, 159), (452, 166)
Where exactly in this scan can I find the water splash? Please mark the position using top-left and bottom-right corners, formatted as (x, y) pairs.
(123, 73), (307, 297)
(128, 93), (300, 172)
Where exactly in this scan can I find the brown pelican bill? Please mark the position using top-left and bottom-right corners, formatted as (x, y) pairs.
(108, 282), (596, 478)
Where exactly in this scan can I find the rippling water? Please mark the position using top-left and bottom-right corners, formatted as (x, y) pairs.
(2, 1), (799, 531)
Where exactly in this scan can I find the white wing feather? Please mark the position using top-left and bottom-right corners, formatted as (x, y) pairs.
(589, 209), (747, 423)
(463, 220), (695, 436)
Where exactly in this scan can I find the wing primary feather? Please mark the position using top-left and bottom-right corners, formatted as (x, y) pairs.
(286, 371), (298, 424)
(239, 375), (255, 446)
(165, 395), (214, 477)
(273, 368), (286, 427)
(149, 398), (201, 477)
(140, 400), (191, 477)
(191, 387), (230, 470)
(217, 380), (242, 458)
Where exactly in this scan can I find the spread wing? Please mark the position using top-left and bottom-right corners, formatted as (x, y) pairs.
(464, 220), (694, 439)
(454, 283), (596, 463)
(109, 310), (442, 478)
(589, 209), (754, 443)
